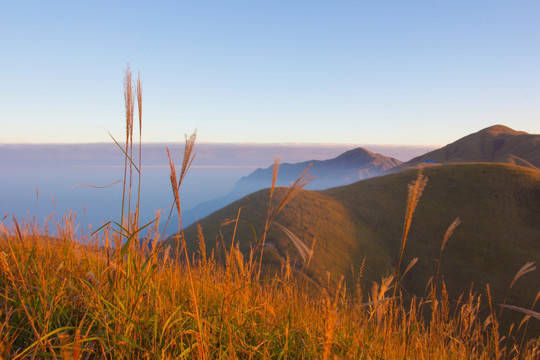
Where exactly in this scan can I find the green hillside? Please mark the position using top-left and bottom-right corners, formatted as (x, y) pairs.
(178, 163), (540, 312)
(401, 125), (540, 169)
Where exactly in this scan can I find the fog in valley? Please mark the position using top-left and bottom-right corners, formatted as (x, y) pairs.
(1, 142), (433, 236)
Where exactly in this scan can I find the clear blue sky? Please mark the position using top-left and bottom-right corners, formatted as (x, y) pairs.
(1, 1), (539, 145)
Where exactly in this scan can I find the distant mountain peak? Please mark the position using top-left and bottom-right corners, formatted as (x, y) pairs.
(181, 146), (402, 227)
(232, 146), (401, 193)
(339, 147), (375, 156)
(401, 125), (538, 170)
(329, 147), (400, 169)
(333, 147), (376, 161)
(478, 124), (527, 136)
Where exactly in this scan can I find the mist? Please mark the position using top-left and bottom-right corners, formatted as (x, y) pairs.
(0, 142), (433, 236)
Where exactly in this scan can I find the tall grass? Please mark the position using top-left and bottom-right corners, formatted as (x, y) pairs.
(0, 68), (538, 359)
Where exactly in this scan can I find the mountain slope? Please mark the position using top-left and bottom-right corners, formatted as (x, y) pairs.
(232, 147), (401, 194)
(178, 163), (540, 313)
(182, 147), (401, 226)
(401, 125), (540, 169)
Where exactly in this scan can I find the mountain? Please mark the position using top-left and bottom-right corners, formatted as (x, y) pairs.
(174, 163), (540, 320)
(182, 147), (401, 226)
(401, 125), (540, 169)
(233, 147), (401, 193)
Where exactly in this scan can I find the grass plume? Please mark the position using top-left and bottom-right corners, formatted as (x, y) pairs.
(394, 168), (428, 296)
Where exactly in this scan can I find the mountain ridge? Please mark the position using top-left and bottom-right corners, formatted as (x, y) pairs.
(233, 147), (401, 193)
(182, 147), (401, 226)
(400, 124), (540, 170)
(182, 124), (539, 228)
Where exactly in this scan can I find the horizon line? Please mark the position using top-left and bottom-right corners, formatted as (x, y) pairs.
(0, 141), (441, 148)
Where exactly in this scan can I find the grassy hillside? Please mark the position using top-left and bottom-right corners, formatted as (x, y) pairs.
(182, 163), (540, 314)
(402, 125), (540, 169)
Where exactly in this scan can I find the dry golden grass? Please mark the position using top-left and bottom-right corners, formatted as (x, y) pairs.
(3, 218), (539, 359)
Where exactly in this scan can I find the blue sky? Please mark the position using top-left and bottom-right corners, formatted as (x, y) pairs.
(1, 1), (539, 145)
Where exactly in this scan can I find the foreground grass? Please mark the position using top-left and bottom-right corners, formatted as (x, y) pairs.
(0, 218), (539, 359)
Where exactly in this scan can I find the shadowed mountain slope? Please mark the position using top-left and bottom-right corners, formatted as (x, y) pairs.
(401, 125), (540, 170)
(233, 147), (401, 193)
(177, 163), (540, 316)
(182, 147), (401, 226)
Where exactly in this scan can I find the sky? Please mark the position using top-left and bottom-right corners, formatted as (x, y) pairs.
(1, 1), (539, 146)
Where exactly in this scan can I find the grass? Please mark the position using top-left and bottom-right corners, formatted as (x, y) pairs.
(1, 67), (539, 358)
(3, 209), (539, 359)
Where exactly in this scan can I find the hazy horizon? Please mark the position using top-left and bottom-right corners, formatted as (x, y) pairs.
(1, 142), (433, 235)
(0, 141), (435, 162)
